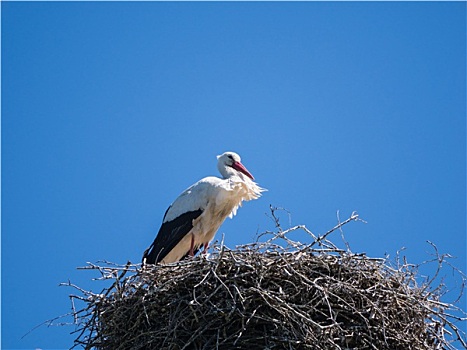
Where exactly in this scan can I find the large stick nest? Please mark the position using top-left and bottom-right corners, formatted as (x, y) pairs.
(67, 212), (466, 349)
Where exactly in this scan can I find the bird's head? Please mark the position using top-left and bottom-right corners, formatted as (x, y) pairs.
(217, 151), (255, 180)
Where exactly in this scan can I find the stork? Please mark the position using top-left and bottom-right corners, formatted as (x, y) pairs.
(142, 151), (264, 264)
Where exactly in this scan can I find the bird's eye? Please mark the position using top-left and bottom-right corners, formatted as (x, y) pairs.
(227, 155), (234, 160)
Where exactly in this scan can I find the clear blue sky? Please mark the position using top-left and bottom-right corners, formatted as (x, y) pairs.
(2, 2), (466, 349)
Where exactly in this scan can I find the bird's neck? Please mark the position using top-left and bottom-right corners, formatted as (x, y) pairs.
(219, 166), (245, 181)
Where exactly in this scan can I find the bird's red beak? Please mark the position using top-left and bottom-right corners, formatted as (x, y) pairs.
(232, 161), (255, 180)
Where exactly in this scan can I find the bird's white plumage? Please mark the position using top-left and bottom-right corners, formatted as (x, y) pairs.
(144, 151), (265, 264)
(161, 175), (263, 263)
(163, 176), (262, 222)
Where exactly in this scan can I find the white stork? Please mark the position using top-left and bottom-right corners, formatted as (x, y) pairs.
(142, 151), (264, 264)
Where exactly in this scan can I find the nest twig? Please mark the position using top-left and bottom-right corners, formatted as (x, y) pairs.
(65, 211), (466, 349)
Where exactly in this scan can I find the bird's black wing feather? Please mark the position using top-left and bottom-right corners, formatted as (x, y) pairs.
(142, 209), (203, 264)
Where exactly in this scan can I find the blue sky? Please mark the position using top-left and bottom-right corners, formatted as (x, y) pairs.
(2, 2), (466, 349)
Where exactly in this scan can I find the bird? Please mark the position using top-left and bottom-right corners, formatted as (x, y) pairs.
(142, 151), (265, 264)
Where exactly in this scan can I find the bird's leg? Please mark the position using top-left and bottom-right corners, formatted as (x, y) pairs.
(202, 243), (209, 254)
(189, 234), (195, 257)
